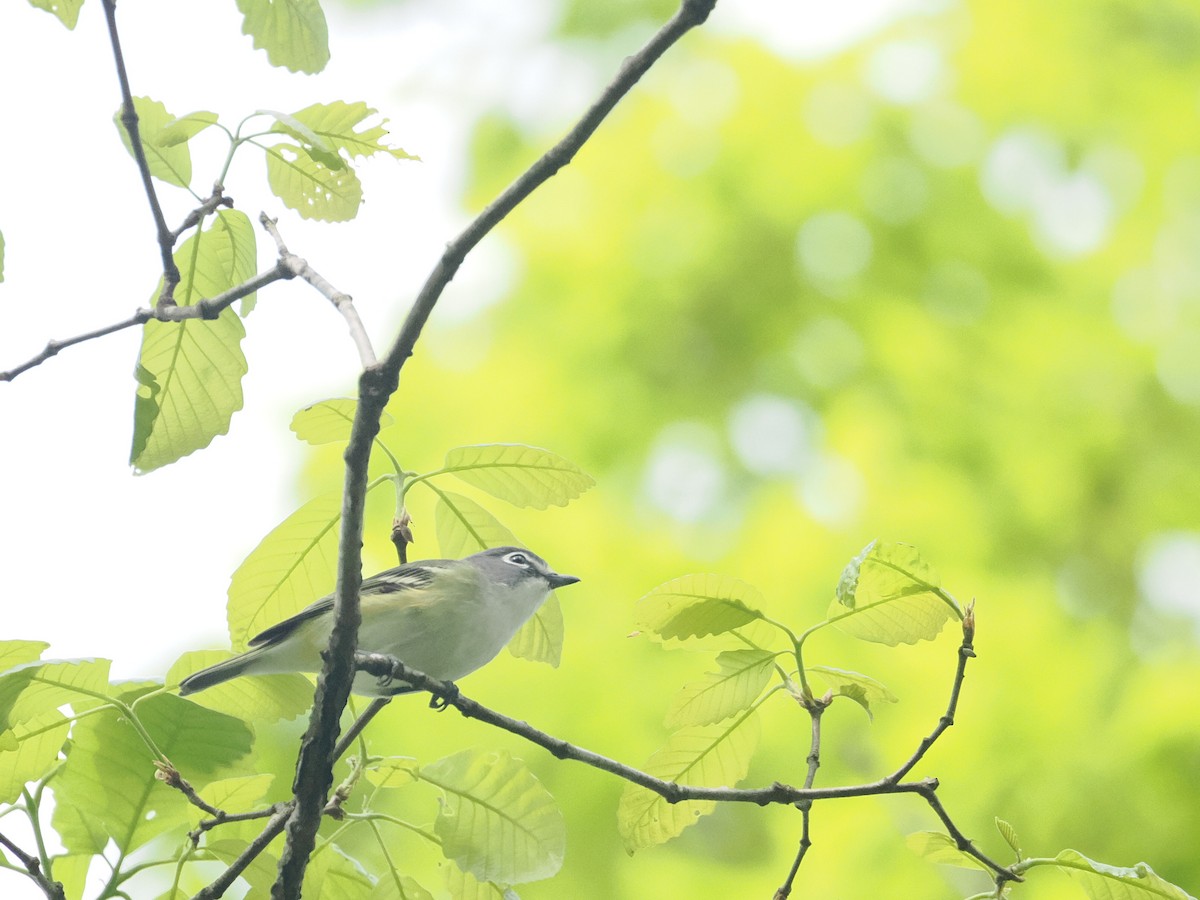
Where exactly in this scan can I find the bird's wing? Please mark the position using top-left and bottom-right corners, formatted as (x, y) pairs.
(246, 559), (451, 648)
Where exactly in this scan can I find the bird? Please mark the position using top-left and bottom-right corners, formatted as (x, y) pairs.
(178, 546), (579, 697)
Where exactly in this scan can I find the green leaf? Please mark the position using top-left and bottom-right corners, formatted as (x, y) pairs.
(226, 490), (343, 649)
(236, 0), (330, 74)
(371, 872), (436, 900)
(26, 0), (84, 28)
(507, 593), (564, 668)
(665, 649), (776, 727)
(139, 693), (254, 776)
(131, 210), (256, 473)
(635, 574), (768, 643)
(265, 142), (363, 221)
(433, 490), (519, 559)
(260, 108), (335, 155)
(197, 773), (275, 812)
(906, 831), (991, 871)
(806, 665), (898, 720)
(48, 855), (91, 900)
(0, 658), (112, 731)
(275, 101), (415, 161)
(291, 398), (393, 445)
(617, 710), (760, 853)
(156, 111), (219, 148)
(443, 444), (595, 509)
(302, 846), (374, 899)
(421, 749), (565, 884)
(169, 650), (312, 721)
(428, 489), (563, 667)
(829, 541), (963, 646)
(996, 817), (1022, 859)
(445, 867), (509, 900)
(364, 756), (419, 789)
(114, 96), (193, 188)
(0, 711), (70, 804)
(1053, 849), (1197, 900)
(0, 640), (49, 674)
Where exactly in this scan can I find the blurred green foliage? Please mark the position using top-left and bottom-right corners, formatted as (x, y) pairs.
(294, 0), (1200, 897)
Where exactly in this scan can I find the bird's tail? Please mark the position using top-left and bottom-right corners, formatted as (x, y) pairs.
(178, 649), (264, 696)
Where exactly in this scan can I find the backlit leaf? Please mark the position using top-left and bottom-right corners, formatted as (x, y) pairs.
(433, 490), (518, 559)
(0, 711), (70, 803)
(906, 831), (990, 871)
(275, 101), (415, 160)
(291, 398), (394, 445)
(114, 96), (193, 188)
(829, 541), (962, 646)
(236, 0), (329, 74)
(422, 749), (565, 885)
(665, 649), (775, 727)
(635, 574), (768, 643)
(131, 210), (256, 472)
(226, 491), (343, 649)
(169, 650), (313, 721)
(156, 111), (219, 147)
(444, 444), (595, 509)
(1053, 849), (1197, 900)
(0, 640), (49, 674)
(617, 710), (760, 853)
(265, 142), (363, 221)
(27, 0), (84, 28)
(807, 665), (898, 720)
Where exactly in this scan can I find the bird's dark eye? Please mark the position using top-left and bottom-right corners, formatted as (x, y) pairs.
(505, 552), (530, 567)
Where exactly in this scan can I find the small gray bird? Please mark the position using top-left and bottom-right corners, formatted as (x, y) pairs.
(178, 547), (579, 697)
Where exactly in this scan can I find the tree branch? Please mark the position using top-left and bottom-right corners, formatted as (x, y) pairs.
(191, 803), (292, 900)
(0, 830), (64, 900)
(269, 2), (720, 897)
(260, 214), (378, 366)
(100, 0), (180, 301)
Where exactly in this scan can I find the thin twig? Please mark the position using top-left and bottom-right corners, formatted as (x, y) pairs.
(774, 706), (825, 898)
(259, 214), (378, 366)
(1, 264), (291, 383)
(100, 0), (180, 302)
(888, 602), (976, 784)
(331, 698), (392, 763)
(191, 803), (292, 900)
(0, 830), (65, 900)
(171, 187), (235, 241)
(268, 2), (719, 897)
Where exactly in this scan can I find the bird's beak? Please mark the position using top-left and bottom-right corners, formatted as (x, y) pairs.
(547, 572), (581, 590)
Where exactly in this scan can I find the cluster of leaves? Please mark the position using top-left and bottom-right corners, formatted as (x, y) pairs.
(120, 98), (413, 474)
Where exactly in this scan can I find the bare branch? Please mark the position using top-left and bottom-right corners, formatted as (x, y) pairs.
(259, 214), (378, 366)
(270, 2), (720, 896)
(774, 706), (825, 898)
(171, 187), (235, 242)
(100, 0), (180, 302)
(888, 602), (976, 784)
(191, 803), (292, 900)
(0, 830), (65, 900)
(1, 265), (291, 383)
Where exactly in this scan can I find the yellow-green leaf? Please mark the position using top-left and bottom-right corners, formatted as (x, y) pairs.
(226, 491), (343, 649)
(156, 111), (219, 148)
(421, 749), (565, 885)
(807, 665), (898, 720)
(236, 0), (329, 74)
(302, 845), (374, 898)
(114, 96), (193, 188)
(617, 710), (760, 853)
(364, 756), (419, 789)
(445, 866), (508, 900)
(635, 574), (768, 643)
(169, 650), (313, 721)
(665, 649), (775, 727)
(291, 398), (393, 445)
(276, 101), (415, 160)
(0, 658), (112, 731)
(131, 210), (256, 473)
(0, 711), (70, 804)
(443, 444), (595, 509)
(1053, 849), (1198, 900)
(996, 817), (1022, 859)
(432, 490), (519, 559)
(0, 640), (49, 674)
(265, 142), (363, 221)
(370, 873), (435, 900)
(27, 0), (84, 28)
(506, 593), (564, 668)
(198, 773), (275, 813)
(829, 541), (963, 646)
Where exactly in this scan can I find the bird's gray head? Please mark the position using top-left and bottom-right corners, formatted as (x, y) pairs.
(469, 546), (580, 590)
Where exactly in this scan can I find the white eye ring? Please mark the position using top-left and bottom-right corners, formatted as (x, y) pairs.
(504, 551), (531, 567)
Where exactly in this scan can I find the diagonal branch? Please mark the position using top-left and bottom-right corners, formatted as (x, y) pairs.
(0, 830), (65, 900)
(269, 2), (720, 897)
(100, 0), (180, 302)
